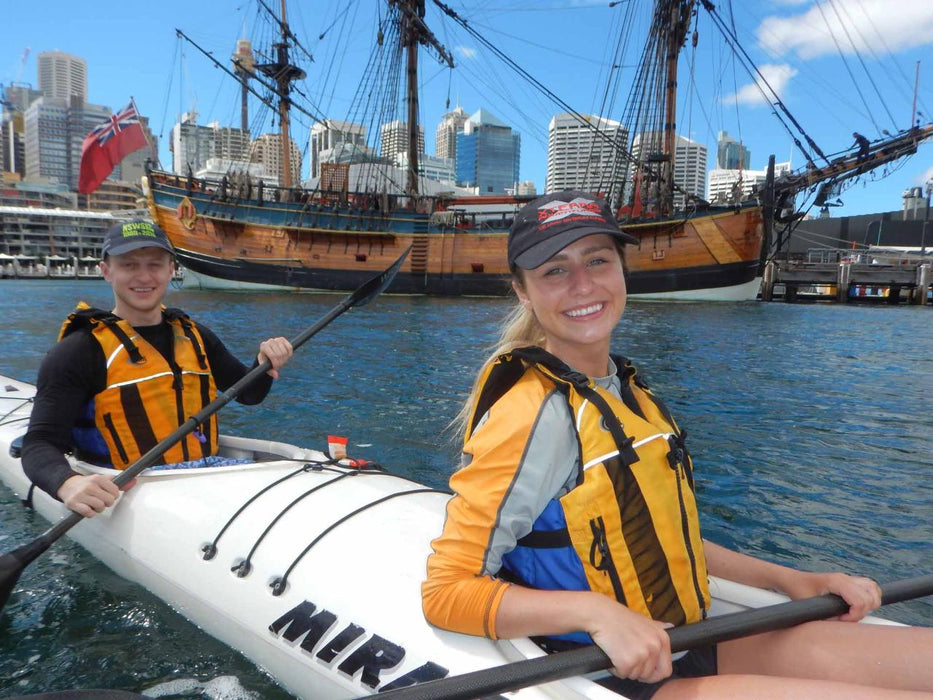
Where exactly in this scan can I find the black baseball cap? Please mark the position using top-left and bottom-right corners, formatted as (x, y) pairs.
(508, 191), (637, 270)
(102, 219), (174, 258)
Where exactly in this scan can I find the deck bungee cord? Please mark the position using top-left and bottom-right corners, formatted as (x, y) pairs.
(202, 459), (347, 561)
(270, 486), (449, 597)
(229, 464), (360, 577)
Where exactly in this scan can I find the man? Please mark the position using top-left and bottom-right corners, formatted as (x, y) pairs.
(852, 132), (870, 162)
(22, 219), (293, 518)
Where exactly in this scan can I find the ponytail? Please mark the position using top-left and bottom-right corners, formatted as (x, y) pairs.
(451, 273), (544, 441)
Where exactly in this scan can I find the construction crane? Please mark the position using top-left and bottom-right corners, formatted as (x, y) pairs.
(2, 47), (32, 112)
(14, 47), (31, 84)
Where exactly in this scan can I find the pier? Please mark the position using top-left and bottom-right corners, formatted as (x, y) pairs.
(761, 248), (932, 305)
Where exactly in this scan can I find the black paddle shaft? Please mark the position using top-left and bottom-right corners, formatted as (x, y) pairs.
(0, 248), (409, 611)
(372, 573), (933, 700)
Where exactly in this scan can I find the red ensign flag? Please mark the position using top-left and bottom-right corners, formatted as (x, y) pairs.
(78, 100), (148, 194)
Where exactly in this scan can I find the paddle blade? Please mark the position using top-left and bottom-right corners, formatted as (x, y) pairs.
(348, 246), (410, 309)
(0, 537), (52, 608)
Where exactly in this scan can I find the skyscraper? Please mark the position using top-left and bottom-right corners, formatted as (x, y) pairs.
(170, 112), (251, 176)
(435, 106), (468, 161)
(37, 51), (88, 104)
(1, 84), (42, 175)
(455, 109), (520, 195)
(546, 113), (628, 196)
(631, 132), (708, 210)
(310, 119), (372, 179)
(716, 130), (750, 170)
(249, 133), (302, 186)
(380, 119), (424, 164)
(24, 96), (110, 190)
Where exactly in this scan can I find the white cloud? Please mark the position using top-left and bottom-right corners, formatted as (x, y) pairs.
(456, 46), (477, 61)
(919, 166), (933, 187)
(757, 0), (933, 60)
(724, 63), (798, 106)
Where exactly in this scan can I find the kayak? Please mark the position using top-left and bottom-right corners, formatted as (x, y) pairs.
(0, 375), (903, 699)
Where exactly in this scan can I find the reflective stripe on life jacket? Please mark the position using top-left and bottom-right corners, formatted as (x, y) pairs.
(59, 303), (218, 469)
(468, 346), (710, 635)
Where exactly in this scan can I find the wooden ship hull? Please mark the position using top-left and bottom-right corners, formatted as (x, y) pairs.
(144, 170), (764, 299)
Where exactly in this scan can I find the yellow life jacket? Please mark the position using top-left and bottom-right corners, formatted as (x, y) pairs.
(467, 346), (710, 628)
(59, 303), (218, 469)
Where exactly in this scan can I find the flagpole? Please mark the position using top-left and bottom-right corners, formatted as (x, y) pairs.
(131, 97), (159, 170)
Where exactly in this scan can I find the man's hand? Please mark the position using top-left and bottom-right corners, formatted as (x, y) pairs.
(257, 337), (294, 379)
(57, 473), (133, 518)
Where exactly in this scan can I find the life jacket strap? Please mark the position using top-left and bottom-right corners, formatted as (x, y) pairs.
(510, 346), (640, 467)
(168, 308), (208, 370)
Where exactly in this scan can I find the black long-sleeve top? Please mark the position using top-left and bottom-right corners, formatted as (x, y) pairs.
(22, 318), (273, 499)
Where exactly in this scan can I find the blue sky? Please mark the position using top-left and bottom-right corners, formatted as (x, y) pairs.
(4, 0), (932, 217)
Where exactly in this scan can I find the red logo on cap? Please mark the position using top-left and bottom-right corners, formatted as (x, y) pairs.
(536, 197), (606, 228)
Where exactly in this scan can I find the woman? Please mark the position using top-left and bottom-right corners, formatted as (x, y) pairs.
(422, 191), (933, 698)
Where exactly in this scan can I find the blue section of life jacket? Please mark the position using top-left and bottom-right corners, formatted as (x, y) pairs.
(71, 398), (112, 467)
(501, 499), (594, 645)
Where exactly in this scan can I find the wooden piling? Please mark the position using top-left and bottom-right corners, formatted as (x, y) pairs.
(836, 262), (851, 303)
(914, 264), (932, 305)
(761, 261), (775, 302)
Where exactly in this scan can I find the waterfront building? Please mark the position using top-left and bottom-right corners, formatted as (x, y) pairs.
(631, 132), (708, 209)
(77, 180), (145, 212)
(249, 133), (301, 186)
(435, 106), (468, 162)
(309, 119), (374, 179)
(708, 161), (791, 204)
(515, 181), (537, 197)
(37, 51), (87, 104)
(196, 157), (271, 184)
(0, 173), (76, 208)
(171, 112), (250, 176)
(395, 152), (455, 185)
(456, 109), (521, 195)
(380, 120), (425, 165)
(305, 161), (472, 198)
(716, 130), (750, 170)
(546, 113), (628, 196)
(0, 204), (126, 277)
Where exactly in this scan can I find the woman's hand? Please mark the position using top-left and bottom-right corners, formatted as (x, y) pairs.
(586, 594), (674, 683)
(781, 570), (882, 622)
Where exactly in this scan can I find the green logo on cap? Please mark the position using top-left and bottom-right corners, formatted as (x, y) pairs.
(122, 222), (157, 238)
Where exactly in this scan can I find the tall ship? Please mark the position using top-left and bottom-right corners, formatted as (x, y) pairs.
(144, 0), (932, 299)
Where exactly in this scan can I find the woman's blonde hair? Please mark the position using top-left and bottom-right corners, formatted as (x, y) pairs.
(451, 271), (544, 440)
(452, 240), (627, 440)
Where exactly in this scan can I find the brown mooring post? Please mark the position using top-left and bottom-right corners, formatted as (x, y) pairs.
(914, 263), (932, 305)
(837, 262), (851, 303)
(761, 261), (775, 302)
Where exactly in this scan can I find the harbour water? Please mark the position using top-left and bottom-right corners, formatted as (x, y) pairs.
(0, 279), (931, 698)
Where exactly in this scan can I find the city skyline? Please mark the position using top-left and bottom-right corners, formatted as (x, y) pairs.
(3, 1), (932, 215)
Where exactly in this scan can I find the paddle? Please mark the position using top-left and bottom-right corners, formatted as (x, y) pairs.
(0, 248), (409, 613)
(372, 573), (933, 700)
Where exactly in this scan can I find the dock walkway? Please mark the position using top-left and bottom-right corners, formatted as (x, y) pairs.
(761, 248), (931, 305)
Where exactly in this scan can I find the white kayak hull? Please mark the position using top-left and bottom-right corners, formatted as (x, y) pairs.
(0, 375), (901, 699)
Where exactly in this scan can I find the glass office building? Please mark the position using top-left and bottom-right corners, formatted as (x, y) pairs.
(455, 109), (520, 195)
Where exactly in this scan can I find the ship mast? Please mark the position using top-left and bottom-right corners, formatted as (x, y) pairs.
(395, 0), (454, 198)
(660, 0), (695, 215)
(255, 0), (306, 188)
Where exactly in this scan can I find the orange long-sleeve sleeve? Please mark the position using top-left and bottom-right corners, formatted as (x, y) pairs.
(422, 379), (549, 639)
